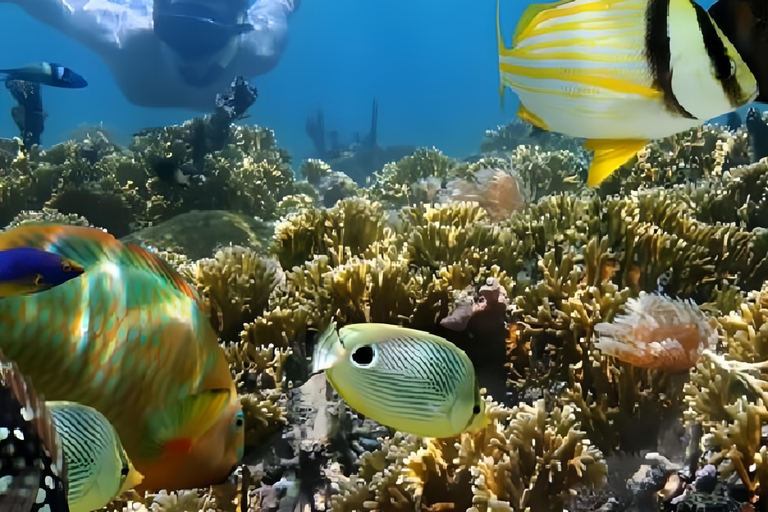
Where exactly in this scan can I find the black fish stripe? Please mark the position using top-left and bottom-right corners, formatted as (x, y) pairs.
(645, 0), (696, 118)
(343, 334), (474, 422)
(353, 374), (449, 402)
(691, 0), (744, 107)
(396, 337), (469, 383)
(58, 408), (108, 450)
(354, 374), (448, 399)
(52, 407), (111, 499)
(353, 371), (465, 408)
(375, 341), (466, 397)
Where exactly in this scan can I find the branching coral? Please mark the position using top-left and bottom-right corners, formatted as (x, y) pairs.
(328, 400), (606, 512)
(185, 246), (283, 343)
(16, 107), (768, 512)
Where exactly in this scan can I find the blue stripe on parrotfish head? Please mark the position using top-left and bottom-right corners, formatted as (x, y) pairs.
(0, 247), (84, 297)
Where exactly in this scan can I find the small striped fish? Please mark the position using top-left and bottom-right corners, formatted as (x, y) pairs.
(497, 0), (760, 186)
(47, 403), (143, 512)
(312, 322), (486, 439)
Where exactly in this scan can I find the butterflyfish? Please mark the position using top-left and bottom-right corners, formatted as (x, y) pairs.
(0, 247), (84, 297)
(312, 322), (487, 439)
(0, 224), (244, 492)
(497, 0), (762, 186)
(0, 63), (87, 89)
(0, 352), (68, 512)
(47, 402), (143, 512)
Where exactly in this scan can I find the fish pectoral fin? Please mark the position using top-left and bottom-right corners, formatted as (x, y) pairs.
(311, 321), (343, 374)
(517, 103), (549, 131)
(147, 389), (232, 455)
(585, 139), (649, 187)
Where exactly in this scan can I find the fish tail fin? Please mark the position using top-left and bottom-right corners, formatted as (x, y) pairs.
(146, 389), (231, 457)
(0, 351), (67, 512)
(311, 321), (343, 374)
(585, 139), (649, 187)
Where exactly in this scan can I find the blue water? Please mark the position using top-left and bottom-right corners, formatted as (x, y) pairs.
(0, 0), (722, 160)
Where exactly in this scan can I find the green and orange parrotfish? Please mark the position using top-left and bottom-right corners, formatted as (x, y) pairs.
(0, 224), (244, 492)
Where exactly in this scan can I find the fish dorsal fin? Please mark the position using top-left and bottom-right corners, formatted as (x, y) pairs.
(0, 350), (68, 512)
(513, 0), (573, 45)
(145, 389), (232, 457)
(0, 225), (204, 307)
(121, 243), (202, 306)
(0, 225), (119, 268)
(585, 139), (649, 187)
(312, 321), (344, 373)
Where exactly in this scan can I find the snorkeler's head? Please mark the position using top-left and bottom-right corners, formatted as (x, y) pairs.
(153, 0), (253, 86)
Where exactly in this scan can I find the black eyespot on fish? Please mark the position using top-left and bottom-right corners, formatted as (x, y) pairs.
(473, 405), (481, 415)
(712, 59), (736, 81)
(351, 345), (375, 366)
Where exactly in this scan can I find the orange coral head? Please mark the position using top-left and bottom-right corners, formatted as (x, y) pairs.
(133, 398), (245, 493)
(594, 293), (716, 372)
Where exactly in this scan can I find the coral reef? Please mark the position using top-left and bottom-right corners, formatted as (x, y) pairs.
(0, 119), (297, 234)
(10, 110), (768, 512)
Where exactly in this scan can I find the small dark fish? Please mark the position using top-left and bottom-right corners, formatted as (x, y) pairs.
(725, 111), (742, 131)
(151, 158), (206, 188)
(746, 107), (768, 163)
(0, 247), (84, 297)
(0, 351), (69, 512)
(0, 63), (87, 89)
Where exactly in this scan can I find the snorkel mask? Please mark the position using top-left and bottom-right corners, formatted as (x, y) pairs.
(153, 0), (253, 87)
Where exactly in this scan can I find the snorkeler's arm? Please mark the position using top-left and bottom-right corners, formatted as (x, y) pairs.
(1, 0), (151, 57)
(236, 0), (300, 73)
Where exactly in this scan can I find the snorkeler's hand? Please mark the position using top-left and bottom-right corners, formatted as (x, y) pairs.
(242, 0), (290, 58)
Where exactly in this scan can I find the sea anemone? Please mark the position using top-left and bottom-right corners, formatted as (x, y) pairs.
(593, 292), (717, 372)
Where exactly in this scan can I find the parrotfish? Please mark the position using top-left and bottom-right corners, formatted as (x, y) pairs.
(0, 353), (68, 512)
(0, 247), (84, 297)
(497, 0), (763, 186)
(48, 402), (143, 512)
(312, 322), (487, 439)
(0, 63), (87, 89)
(0, 225), (244, 492)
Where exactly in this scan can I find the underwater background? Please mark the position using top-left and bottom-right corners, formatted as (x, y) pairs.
(7, 0), (768, 511)
(0, 0), (518, 159)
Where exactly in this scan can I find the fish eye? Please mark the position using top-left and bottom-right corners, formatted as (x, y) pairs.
(121, 465), (129, 476)
(351, 345), (375, 366)
(234, 410), (244, 428)
(62, 262), (71, 272)
(713, 58), (735, 80)
(473, 405), (481, 415)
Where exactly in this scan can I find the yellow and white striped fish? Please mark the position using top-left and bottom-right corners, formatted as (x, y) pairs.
(312, 322), (487, 439)
(497, 0), (760, 186)
(48, 402), (143, 512)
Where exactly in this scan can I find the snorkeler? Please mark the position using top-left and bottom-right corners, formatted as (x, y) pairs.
(0, 0), (299, 110)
